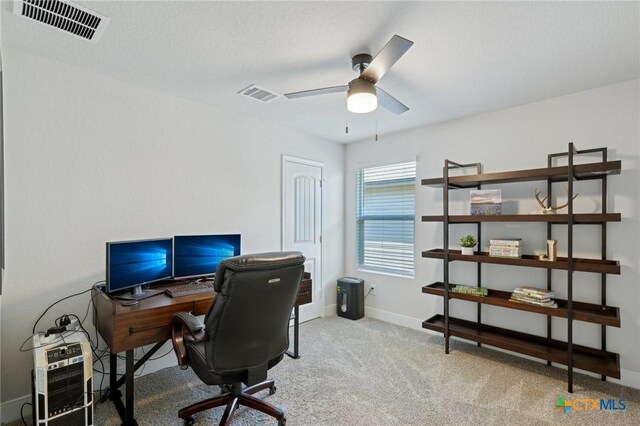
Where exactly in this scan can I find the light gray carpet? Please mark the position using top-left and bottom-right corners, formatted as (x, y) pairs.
(12, 317), (640, 425)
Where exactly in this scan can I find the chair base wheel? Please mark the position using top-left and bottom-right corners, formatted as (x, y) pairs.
(179, 380), (283, 425)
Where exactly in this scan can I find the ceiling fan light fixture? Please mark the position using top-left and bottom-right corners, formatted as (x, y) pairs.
(347, 78), (377, 113)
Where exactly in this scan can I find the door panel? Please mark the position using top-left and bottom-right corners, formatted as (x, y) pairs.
(283, 158), (323, 323)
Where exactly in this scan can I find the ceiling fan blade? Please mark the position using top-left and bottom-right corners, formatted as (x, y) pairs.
(360, 35), (414, 84)
(284, 85), (348, 99)
(376, 87), (409, 115)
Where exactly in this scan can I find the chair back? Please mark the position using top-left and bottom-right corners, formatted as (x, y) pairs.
(203, 251), (305, 384)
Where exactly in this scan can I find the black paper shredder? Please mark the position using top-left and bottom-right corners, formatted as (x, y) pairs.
(336, 277), (365, 320)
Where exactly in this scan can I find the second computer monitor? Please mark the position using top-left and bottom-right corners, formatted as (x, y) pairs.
(173, 234), (241, 279)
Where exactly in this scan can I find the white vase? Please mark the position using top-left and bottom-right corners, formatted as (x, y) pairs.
(461, 247), (475, 255)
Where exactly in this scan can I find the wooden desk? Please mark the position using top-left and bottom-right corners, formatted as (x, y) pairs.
(93, 273), (311, 425)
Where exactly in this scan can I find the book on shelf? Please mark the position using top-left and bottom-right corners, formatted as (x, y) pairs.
(489, 249), (522, 258)
(490, 239), (522, 247)
(509, 295), (558, 308)
(512, 293), (551, 302)
(509, 286), (557, 308)
(490, 247), (521, 253)
(513, 286), (555, 298)
(489, 244), (522, 251)
(450, 284), (488, 297)
(489, 253), (522, 257)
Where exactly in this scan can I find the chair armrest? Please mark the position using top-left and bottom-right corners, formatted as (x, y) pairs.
(174, 312), (205, 333)
(171, 312), (206, 368)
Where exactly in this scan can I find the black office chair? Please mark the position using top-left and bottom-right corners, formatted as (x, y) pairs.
(171, 251), (305, 426)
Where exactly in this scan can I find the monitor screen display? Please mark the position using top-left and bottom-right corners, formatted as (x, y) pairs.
(173, 234), (241, 279)
(106, 238), (173, 293)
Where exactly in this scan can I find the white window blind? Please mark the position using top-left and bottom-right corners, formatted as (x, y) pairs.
(356, 161), (416, 276)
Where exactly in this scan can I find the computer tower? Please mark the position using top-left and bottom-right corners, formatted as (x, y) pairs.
(336, 277), (365, 320)
(32, 331), (93, 426)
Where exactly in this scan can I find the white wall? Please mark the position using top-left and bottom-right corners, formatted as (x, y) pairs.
(0, 5), (4, 420)
(0, 12), (3, 420)
(345, 79), (640, 388)
(0, 48), (345, 412)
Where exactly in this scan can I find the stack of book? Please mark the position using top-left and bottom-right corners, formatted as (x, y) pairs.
(450, 284), (488, 297)
(509, 286), (557, 308)
(489, 238), (522, 258)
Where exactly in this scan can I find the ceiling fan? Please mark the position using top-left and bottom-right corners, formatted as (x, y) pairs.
(284, 35), (414, 115)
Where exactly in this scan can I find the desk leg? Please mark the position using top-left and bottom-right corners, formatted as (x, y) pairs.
(107, 353), (128, 424)
(107, 343), (163, 425)
(106, 351), (137, 425)
(125, 350), (136, 426)
(286, 306), (300, 359)
(110, 353), (117, 395)
(114, 342), (164, 390)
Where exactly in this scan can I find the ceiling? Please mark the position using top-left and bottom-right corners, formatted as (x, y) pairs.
(2, 1), (639, 143)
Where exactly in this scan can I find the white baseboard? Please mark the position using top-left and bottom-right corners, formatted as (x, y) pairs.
(324, 303), (337, 317)
(365, 306), (426, 331)
(609, 369), (640, 389)
(2, 394), (31, 424)
(364, 306), (640, 390)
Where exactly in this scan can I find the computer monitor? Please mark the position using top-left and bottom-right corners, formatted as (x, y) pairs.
(106, 238), (173, 300)
(173, 234), (241, 279)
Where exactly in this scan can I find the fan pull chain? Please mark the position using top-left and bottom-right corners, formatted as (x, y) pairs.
(345, 110), (349, 134)
(374, 112), (378, 141)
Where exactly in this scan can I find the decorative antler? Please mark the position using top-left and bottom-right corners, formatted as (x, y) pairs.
(534, 190), (548, 210)
(533, 186), (578, 214)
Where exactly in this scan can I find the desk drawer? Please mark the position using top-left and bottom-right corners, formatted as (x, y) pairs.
(296, 279), (312, 306)
(113, 304), (189, 352)
(194, 298), (212, 316)
(93, 288), (217, 354)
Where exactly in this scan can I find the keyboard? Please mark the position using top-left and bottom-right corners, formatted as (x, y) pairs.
(165, 280), (215, 298)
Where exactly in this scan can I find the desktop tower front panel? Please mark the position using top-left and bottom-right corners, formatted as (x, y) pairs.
(32, 332), (93, 426)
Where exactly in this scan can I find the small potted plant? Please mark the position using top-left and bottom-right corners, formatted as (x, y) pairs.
(460, 235), (477, 255)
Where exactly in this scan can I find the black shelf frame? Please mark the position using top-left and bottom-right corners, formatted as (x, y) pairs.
(424, 143), (620, 393)
(442, 160), (483, 352)
(546, 146), (611, 386)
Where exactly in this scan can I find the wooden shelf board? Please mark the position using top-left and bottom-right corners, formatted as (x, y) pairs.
(421, 249), (620, 275)
(422, 314), (620, 378)
(422, 282), (620, 327)
(421, 160), (621, 188)
(421, 213), (621, 224)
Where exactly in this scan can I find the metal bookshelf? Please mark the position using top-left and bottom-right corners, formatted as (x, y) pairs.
(421, 143), (622, 392)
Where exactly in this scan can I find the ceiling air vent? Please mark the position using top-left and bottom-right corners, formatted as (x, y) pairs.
(238, 84), (279, 103)
(14, 0), (110, 42)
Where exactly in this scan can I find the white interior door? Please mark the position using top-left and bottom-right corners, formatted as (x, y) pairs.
(283, 156), (323, 323)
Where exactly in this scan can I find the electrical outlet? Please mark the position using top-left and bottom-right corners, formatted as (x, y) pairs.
(370, 285), (376, 295)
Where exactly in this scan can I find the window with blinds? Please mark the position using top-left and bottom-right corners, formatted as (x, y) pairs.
(356, 161), (416, 277)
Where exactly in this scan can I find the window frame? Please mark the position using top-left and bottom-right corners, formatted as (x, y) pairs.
(356, 161), (416, 278)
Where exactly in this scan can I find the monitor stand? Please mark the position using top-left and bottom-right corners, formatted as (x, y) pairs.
(114, 285), (163, 301)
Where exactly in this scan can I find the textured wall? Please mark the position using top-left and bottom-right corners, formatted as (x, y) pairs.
(0, 48), (345, 405)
